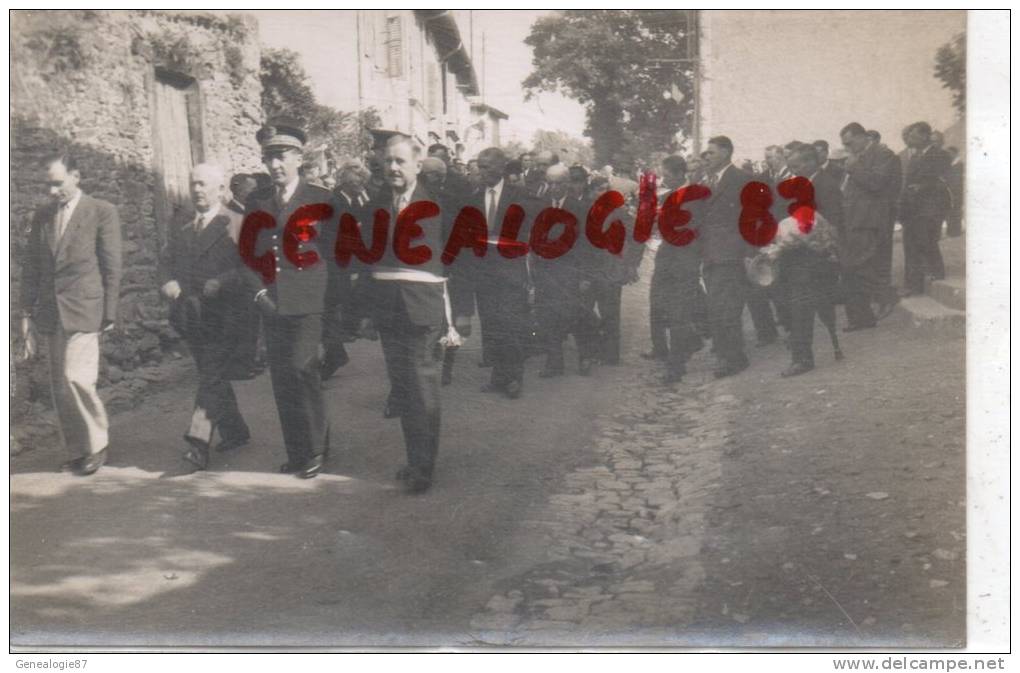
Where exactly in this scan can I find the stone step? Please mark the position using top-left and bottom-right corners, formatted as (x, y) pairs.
(894, 294), (965, 335)
(929, 277), (966, 311)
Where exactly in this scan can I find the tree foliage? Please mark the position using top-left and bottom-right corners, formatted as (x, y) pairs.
(530, 129), (594, 167)
(523, 10), (695, 171)
(260, 47), (379, 162)
(934, 32), (965, 116)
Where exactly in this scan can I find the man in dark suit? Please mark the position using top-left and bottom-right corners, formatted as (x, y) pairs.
(532, 164), (600, 377)
(900, 121), (951, 295)
(463, 147), (536, 399)
(589, 173), (644, 366)
(530, 150), (558, 198)
(700, 136), (753, 378)
(420, 156), (460, 386)
(160, 164), (251, 470)
(813, 140), (846, 185)
(224, 172), (263, 381)
(361, 135), (470, 493)
(320, 160), (372, 381)
(839, 122), (901, 329)
(241, 120), (341, 479)
(944, 147), (964, 238)
(227, 173), (256, 216)
(772, 144), (844, 377)
(651, 155), (704, 384)
(20, 153), (122, 475)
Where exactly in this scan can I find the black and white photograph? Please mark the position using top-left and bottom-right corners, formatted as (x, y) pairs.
(7, 8), (1008, 654)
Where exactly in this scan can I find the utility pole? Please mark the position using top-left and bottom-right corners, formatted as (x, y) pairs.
(646, 10), (701, 154)
(355, 10), (363, 116)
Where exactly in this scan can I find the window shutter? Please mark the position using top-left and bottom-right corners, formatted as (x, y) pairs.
(426, 62), (440, 117)
(386, 16), (403, 78)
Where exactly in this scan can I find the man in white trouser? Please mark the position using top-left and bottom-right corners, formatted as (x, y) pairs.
(20, 153), (122, 475)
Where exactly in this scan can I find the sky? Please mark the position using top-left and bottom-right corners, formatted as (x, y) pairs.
(248, 10), (587, 146)
(246, 10), (964, 160)
(701, 10), (965, 160)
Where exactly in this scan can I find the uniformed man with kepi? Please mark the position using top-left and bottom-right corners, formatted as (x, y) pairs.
(242, 119), (342, 479)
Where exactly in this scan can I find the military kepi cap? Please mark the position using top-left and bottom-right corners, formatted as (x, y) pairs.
(257, 118), (307, 150)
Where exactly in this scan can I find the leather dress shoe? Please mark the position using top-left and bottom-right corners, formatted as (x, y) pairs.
(61, 457), (85, 472)
(279, 461), (301, 474)
(781, 362), (815, 378)
(215, 435), (250, 453)
(843, 322), (876, 333)
(640, 350), (668, 361)
(406, 474), (432, 494)
(874, 297), (899, 321)
(713, 360), (749, 379)
(321, 349), (350, 381)
(403, 466), (433, 494)
(662, 369), (685, 384)
(504, 379), (523, 399)
(183, 446), (209, 471)
(75, 448), (107, 476)
(295, 455), (324, 479)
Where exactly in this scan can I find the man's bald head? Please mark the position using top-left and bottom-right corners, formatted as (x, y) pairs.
(422, 156), (447, 176)
(190, 163), (226, 213)
(420, 156), (447, 193)
(546, 163), (570, 201)
(535, 150), (555, 173)
(546, 163), (570, 183)
(477, 147), (507, 188)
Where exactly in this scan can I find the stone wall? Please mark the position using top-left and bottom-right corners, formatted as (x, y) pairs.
(11, 10), (264, 418)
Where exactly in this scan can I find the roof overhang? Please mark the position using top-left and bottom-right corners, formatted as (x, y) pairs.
(415, 10), (479, 96)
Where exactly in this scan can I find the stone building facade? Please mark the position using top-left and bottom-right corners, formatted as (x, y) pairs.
(11, 10), (263, 416)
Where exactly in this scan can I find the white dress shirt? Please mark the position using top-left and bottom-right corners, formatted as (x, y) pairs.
(277, 178), (300, 205)
(55, 189), (83, 241)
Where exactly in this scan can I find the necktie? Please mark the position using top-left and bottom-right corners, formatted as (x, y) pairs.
(55, 204), (69, 241)
(487, 188), (497, 225)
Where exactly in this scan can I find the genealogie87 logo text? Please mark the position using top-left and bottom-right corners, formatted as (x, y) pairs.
(238, 174), (819, 283)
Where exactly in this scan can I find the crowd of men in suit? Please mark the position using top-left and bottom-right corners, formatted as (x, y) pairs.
(18, 116), (962, 493)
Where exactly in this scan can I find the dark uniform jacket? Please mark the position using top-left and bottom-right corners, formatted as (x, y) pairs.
(21, 193), (122, 334)
(843, 142), (900, 232)
(700, 165), (754, 266)
(242, 179), (341, 316)
(841, 142), (900, 268)
(900, 146), (952, 222)
(809, 169), (845, 233)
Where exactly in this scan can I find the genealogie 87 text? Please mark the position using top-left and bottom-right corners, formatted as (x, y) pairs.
(239, 174), (819, 284)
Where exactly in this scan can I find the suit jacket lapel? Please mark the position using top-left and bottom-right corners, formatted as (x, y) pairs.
(195, 207), (229, 255)
(55, 195), (90, 261)
(42, 203), (59, 257)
